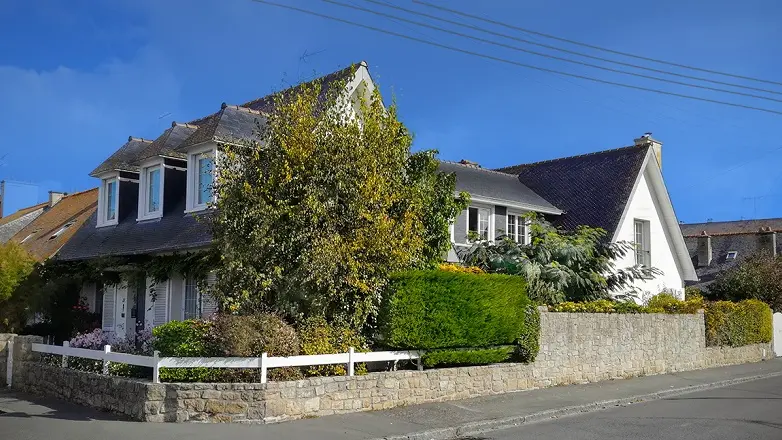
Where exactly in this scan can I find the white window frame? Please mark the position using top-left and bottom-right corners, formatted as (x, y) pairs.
(185, 143), (218, 213)
(506, 212), (530, 245)
(137, 161), (165, 221)
(634, 219), (651, 267)
(466, 205), (494, 242)
(97, 173), (119, 227)
(182, 275), (201, 320)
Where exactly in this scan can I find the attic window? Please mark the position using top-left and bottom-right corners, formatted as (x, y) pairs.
(726, 251), (738, 260)
(49, 222), (74, 240)
(20, 232), (36, 243)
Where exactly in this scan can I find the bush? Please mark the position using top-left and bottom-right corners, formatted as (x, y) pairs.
(646, 293), (703, 314)
(705, 300), (772, 347)
(437, 263), (484, 274)
(152, 320), (220, 382)
(549, 295), (703, 314)
(299, 316), (368, 376)
(381, 270), (538, 366)
(422, 347), (515, 368)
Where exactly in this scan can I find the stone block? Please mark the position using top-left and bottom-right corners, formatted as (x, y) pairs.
(205, 400), (248, 415)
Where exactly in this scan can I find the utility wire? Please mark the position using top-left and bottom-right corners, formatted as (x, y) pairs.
(326, 0), (782, 104)
(413, 0), (782, 88)
(249, 1), (782, 116)
(359, 0), (782, 97)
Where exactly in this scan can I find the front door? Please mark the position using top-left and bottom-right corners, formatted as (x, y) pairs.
(130, 274), (146, 336)
(114, 283), (128, 339)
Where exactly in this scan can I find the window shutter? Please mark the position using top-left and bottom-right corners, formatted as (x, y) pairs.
(102, 287), (115, 331)
(201, 272), (218, 318)
(153, 280), (168, 327)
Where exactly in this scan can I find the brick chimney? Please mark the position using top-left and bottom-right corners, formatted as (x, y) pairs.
(758, 227), (777, 257)
(634, 132), (662, 170)
(697, 231), (712, 267)
(48, 191), (66, 208)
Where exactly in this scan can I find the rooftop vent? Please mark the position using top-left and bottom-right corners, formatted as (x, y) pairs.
(726, 251), (738, 260)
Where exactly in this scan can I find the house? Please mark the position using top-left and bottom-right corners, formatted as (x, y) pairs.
(445, 133), (697, 299)
(680, 218), (781, 289)
(57, 62), (375, 339)
(0, 201), (48, 244)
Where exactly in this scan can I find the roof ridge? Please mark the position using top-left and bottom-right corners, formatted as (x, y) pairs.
(682, 217), (782, 226)
(497, 144), (648, 171)
(440, 160), (520, 177)
(61, 187), (99, 199)
(128, 136), (153, 143)
(172, 121), (199, 129)
(683, 230), (782, 237)
(221, 103), (265, 115)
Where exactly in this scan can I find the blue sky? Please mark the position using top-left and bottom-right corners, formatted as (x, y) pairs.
(1, 0), (781, 222)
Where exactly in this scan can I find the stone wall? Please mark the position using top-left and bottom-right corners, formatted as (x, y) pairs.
(2, 311), (775, 423)
(0, 333), (14, 386)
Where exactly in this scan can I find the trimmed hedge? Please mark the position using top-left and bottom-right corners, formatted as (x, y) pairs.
(152, 320), (222, 382)
(705, 300), (772, 347)
(381, 270), (538, 366)
(549, 295), (703, 314)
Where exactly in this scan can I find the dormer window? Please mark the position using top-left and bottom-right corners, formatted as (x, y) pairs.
(97, 176), (119, 227)
(186, 144), (216, 212)
(138, 163), (164, 220)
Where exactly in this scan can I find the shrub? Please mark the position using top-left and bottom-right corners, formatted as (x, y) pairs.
(422, 347), (515, 368)
(705, 300), (772, 347)
(152, 320), (219, 382)
(437, 263), (484, 274)
(549, 295), (703, 314)
(299, 316), (368, 376)
(381, 270), (538, 366)
(646, 293), (703, 314)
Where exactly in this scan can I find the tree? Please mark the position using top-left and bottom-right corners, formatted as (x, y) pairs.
(212, 73), (467, 329)
(458, 214), (660, 304)
(0, 242), (36, 330)
(707, 253), (782, 312)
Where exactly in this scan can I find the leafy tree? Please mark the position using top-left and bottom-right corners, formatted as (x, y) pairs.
(707, 253), (782, 312)
(212, 72), (467, 329)
(458, 213), (660, 304)
(0, 242), (35, 301)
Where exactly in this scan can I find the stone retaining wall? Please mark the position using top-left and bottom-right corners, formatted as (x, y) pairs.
(0, 333), (14, 386)
(2, 310), (775, 423)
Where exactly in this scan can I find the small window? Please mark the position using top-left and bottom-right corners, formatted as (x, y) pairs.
(506, 214), (529, 245)
(20, 232), (36, 243)
(104, 178), (118, 222)
(726, 251), (738, 260)
(184, 275), (201, 320)
(634, 219), (651, 267)
(467, 207), (490, 241)
(49, 222), (74, 240)
(196, 153), (214, 206)
(147, 166), (161, 213)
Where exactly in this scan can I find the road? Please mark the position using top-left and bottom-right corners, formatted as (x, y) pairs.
(474, 374), (782, 440)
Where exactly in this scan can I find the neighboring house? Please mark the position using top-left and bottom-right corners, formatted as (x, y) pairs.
(445, 133), (697, 299)
(57, 62), (375, 338)
(0, 201), (48, 244)
(680, 218), (781, 289)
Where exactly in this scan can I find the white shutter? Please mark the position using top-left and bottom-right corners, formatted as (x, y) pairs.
(102, 286), (115, 331)
(153, 279), (169, 327)
(200, 272), (218, 318)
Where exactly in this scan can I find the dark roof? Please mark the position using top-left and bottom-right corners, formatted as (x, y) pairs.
(90, 137), (153, 176)
(11, 189), (97, 262)
(680, 218), (782, 237)
(0, 202), (48, 244)
(438, 161), (560, 213)
(685, 232), (781, 288)
(177, 105), (266, 151)
(135, 123), (199, 162)
(56, 196), (212, 261)
(496, 145), (650, 234)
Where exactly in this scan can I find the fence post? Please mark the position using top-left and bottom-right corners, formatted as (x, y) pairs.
(102, 345), (111, 375)
(61, 341), (69, 368)
(6, 339), (13, 388)
(348, 347), (355, 377)
(417, 352), (424, 371)
(260, 352), (268, 384)
(152, 350), (160, 384)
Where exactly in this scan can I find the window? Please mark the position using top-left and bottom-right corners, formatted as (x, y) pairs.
(726, 251), (738, 260)
(507, 214), (529, 245)
(98, 177), (119, 226)
(196, 153), (214, 206)
(634, 219), (651, 267)
(468, 207), (490, 241)
(49, 222), (74, 240)
(95, 282), (104, 315)
(147, 167), (161, 213)
(138, 164), (163, 219)
(184, 275), (201, 320)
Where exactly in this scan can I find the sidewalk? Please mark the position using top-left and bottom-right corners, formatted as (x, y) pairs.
(1, 359), (781, 440)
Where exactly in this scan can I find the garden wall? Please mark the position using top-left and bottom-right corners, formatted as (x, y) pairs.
(3, 309), (774, 423)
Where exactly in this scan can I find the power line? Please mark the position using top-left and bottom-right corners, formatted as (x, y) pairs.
(359, 0), (782, 97)
(250, 0), (782, 116)
(326, 0), (782, 104)
(413, 0), (782, 88)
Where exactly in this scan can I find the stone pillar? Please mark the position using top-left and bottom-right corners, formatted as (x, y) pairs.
(11, 335), (43, 388)
(0, 333), (16, 386)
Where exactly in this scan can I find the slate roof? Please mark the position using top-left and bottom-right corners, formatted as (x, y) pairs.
(496, 145), (650, 235)
(90, 136), (153, 176)
(134, 122), (199, 162)
(56, 196), (212, 261)
(680, 218), (782, 237)
(176, 105), (267, 151)
(0, 202), (48, 244)
(684, 232), (782, 288)
(438, 161), (561, 213)
(11, 189), (97, 262)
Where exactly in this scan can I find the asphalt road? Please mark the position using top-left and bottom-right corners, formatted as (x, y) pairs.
(475, 374), (782, 440)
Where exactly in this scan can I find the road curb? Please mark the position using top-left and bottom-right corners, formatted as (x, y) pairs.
(374, 370), (782, 440)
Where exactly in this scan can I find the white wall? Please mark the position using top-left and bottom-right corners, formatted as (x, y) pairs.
(614, 170), (684, 301)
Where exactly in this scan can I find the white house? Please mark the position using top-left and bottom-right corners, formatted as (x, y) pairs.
(445, 134), (697, 300)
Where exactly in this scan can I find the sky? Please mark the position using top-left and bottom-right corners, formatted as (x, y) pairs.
(1, 0), (781, 222)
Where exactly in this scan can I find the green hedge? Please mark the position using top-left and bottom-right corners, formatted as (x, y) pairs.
(152, 320), (222, 382)
(705, 300), (772, 347)
(381, 270), (538, 366)
(549, 296), (704, 314)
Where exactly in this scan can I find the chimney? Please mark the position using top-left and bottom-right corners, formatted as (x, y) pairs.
(48, 191), (66, 208)
(758, 227), (777, 257)
(697, 231), (712, 267)
(634, 132), (663, 170)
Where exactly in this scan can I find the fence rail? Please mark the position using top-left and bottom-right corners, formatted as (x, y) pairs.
(31, 342), (423, 384)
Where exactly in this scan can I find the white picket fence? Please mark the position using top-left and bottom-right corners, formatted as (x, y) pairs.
(31, 342), (423, 384)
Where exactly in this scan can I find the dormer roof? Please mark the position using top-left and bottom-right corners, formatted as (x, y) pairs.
(176, 104), (267, 151)
(90, 136), (153, 176)
(134, 122), (201, 163)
